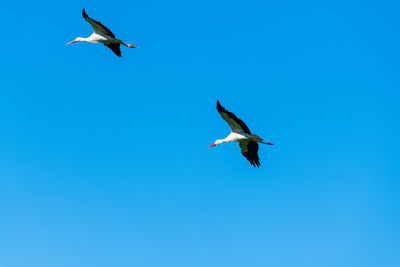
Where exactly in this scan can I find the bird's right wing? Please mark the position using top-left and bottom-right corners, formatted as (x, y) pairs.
(82, 8), (116, 38)
(217, 100), (251, 134)
(239, 141), (260, 167)
(105, 43), (122, 57)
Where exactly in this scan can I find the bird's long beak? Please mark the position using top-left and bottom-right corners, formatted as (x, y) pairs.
(66, 40), (77, 45)
(208, 143), (216, 149)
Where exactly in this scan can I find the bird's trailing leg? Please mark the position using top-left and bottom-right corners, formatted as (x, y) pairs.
(259, 141), (274, 145)
(122, 42), (136, 48)
(249, 135), (273, 145)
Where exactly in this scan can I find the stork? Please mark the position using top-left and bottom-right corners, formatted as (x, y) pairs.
(66, 8), (136, 57)
(208, 100), (274, 167)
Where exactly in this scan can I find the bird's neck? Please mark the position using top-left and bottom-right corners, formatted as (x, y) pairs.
(220, 135), (235, 144)
(76, 37), (90, 42)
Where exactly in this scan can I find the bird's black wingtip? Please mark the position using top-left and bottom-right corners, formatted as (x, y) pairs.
(216, 100), (223, 112)
(250, 160), (261, 168)
(82, 8), (87, 18)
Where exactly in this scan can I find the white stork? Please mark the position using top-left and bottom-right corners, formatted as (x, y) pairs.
(66, 8), (136, 57)
(208, 100), (274, 167)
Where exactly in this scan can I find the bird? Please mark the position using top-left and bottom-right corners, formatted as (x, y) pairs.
(208, 100), (274, 167)
(66, 8), (136, 57)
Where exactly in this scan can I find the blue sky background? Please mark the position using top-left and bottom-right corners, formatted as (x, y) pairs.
(1, 0), (399, 266)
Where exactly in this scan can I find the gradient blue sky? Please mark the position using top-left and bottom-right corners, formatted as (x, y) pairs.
(1, 0), (399, 266)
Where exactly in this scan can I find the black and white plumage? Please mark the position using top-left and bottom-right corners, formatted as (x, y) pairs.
(66, 8), (136, 57)
(208, 100), (274, 167)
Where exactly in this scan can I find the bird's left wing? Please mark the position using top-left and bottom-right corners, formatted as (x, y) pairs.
(217, 100), (251, 134)
(82, 8), (116, 38)
(105, 43), (122, 57)
(239, 141), (260, 167)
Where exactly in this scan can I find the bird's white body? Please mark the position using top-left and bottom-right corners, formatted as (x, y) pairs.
(75, 32), (123, 44)
(216, 132), (257, 144)
(88, 33), (109, 43)
(215, 132), (268, 146)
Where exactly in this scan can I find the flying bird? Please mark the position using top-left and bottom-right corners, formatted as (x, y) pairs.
(66, 8), (136, 57)
(208, 100), (274, 167)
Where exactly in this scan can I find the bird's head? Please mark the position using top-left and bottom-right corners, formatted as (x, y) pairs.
(66, 37), (83, 45)
(208, 139), (223, 149)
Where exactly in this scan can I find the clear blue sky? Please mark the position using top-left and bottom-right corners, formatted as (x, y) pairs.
(1, 0), (399, 266)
